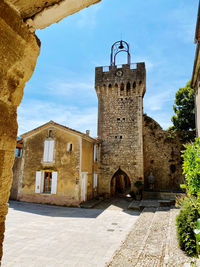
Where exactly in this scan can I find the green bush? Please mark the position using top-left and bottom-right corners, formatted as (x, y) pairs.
(182, 137), (200, 198)
(176, 197), (199, 256)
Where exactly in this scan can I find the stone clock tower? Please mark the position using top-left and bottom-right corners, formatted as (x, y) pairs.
(95, 41), (146, 196)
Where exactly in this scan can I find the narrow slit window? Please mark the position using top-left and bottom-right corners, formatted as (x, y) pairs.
(126, 82), (131, 96)
(68, 143), (73, 152)
(120, 83), (124, 96)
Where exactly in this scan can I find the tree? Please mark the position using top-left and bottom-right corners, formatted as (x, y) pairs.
(170, 81), (195, 131)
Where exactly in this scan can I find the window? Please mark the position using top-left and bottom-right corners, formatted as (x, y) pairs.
(35, 171), (57, 194)
(127, 82), (131, 96)
(120, 83), (124, 96)
(43, 140), (55, 162)
(44, 171), (52, 193)
(48, 129), (53, 138)
(120, 136), (122, 139)
(93, 144), (98, 162)
(93, 173), (98, 188)
(67, 142), (73, 152)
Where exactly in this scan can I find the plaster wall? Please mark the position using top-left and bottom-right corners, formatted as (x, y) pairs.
(81, 139), (94, 200)
(18, 126), (81, 206)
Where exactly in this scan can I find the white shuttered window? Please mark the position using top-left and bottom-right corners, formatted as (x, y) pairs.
(35, 171), (57, 194)
(51, 171), (58, 194)
(93, 145), (98, 162)
(43, 140), (55, 162)
(35, 171), (42, 193)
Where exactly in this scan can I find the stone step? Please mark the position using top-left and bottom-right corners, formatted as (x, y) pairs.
(80, 198), (103, 208)
(128, 199), (174, 211)
(142, 191), (184, 201)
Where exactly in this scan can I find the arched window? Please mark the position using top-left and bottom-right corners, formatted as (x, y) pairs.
(120, 83), (124, 96)
(108, 84), (112, 89)
(67, 143), (73, 152)
(133, 81), (136, 88)
(126, 82), (131, 96)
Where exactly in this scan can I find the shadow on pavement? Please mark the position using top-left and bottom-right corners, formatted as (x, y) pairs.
(8, 200), (104, 218)
(8, 197), (139, 218)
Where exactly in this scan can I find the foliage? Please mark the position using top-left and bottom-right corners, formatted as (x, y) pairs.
(176, 197), (199, 256)
(194, 219), (200, 255)
(171, 81), (195, 131)
(177, 138), (200, 256)
(182, 138), (200, 201)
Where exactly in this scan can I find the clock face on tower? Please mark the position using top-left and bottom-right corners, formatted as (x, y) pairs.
(116, 70), (123, 77)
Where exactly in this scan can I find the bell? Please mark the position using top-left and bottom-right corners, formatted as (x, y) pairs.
(119, 40), (124, 49)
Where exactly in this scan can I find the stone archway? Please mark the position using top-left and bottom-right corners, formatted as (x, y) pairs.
(110, 168), (131, 196)
(0, 0), (101, 262)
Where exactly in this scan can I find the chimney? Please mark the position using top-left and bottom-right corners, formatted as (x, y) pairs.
(86, 130), (90, 136)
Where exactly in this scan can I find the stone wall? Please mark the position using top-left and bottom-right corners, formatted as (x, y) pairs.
(0, 1), (40, 262)
(143, 115), (185, 191)
(95, 63), (146, 195)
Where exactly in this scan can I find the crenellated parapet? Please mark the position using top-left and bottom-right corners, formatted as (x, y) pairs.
(95, 63), (146, 98)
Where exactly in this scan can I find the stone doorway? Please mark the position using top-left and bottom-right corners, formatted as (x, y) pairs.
(110, 168), (131, 196)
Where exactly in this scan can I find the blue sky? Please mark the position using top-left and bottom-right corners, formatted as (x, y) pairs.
(18, 0), (199, 137)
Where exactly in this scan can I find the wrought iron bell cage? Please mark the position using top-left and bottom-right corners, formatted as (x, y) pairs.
(110, 40), (131, 66)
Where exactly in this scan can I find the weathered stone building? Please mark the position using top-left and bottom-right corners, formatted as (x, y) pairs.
(12, 121), (100, 206)
(95, 41), (145, 196)
(143, 115), (185, 191)
(11, 41), (186, 201)
(95, 41), (185, 197)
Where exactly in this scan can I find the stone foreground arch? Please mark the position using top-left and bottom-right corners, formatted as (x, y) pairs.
(0, 0), (101, 262)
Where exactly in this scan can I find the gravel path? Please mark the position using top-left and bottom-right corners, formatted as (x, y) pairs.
(107, 207), (200, 267)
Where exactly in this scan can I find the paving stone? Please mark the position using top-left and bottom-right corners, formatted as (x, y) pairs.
(2, 200), (139, 267)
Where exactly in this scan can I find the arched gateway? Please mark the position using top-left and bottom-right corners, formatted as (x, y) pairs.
(110, 168), (131, 196)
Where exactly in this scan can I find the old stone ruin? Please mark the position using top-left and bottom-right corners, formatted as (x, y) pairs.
(94, 40), (191, 198)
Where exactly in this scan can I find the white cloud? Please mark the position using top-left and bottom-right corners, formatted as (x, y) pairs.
(17, 100), (97, 137)
(47, 80), (94, 97)
(144, 90), (173, 111)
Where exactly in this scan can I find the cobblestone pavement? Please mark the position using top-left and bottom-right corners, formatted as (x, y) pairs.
(2, 200), (139, 267)
(107, 207), (200, 267)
